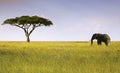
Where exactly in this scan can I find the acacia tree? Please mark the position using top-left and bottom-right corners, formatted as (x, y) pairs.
(3, 15), (53, 42)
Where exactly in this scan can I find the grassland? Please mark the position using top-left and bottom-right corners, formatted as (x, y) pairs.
(0, 41), (120, 73)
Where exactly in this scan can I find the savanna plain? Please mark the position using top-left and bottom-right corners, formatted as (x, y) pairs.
(0, 41), (120, 73)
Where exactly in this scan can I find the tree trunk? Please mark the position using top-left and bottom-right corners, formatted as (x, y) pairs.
(24, 30), (30, 43)
(26, 35), (30, 42)
(23, 25), (35, 43)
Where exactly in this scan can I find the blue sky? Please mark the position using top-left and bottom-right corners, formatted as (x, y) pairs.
(0, 0), (120, 41)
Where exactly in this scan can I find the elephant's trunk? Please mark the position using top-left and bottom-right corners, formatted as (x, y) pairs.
(91, 36), (95, 45)
(91, 39), (93, 45)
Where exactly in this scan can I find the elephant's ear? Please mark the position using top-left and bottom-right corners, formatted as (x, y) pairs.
(104, 34), (111, 41)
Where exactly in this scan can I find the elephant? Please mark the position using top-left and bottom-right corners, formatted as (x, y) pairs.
(91, 33), (110, 46)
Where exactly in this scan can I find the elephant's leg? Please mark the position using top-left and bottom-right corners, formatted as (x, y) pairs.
(99, 41), (102, 45)
(97, 40), (99, 45)
(97, 40), (101, 45)
(97, 40), (102, 45)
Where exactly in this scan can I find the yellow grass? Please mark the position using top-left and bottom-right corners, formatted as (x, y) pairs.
(0, 41), (120, 73)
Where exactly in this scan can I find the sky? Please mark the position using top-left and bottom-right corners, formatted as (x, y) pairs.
(0, 0), (120, 41)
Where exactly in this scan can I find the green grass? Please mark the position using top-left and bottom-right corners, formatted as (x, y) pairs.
(0, 41), (120, 73)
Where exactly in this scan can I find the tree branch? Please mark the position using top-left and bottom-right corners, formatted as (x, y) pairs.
(28, 25), (35, 36)
(12, 24), (24, 29)
(35, 23), (43, 27)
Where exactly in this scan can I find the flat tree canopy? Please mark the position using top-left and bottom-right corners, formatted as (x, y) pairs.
(3, 15), (53, 42)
